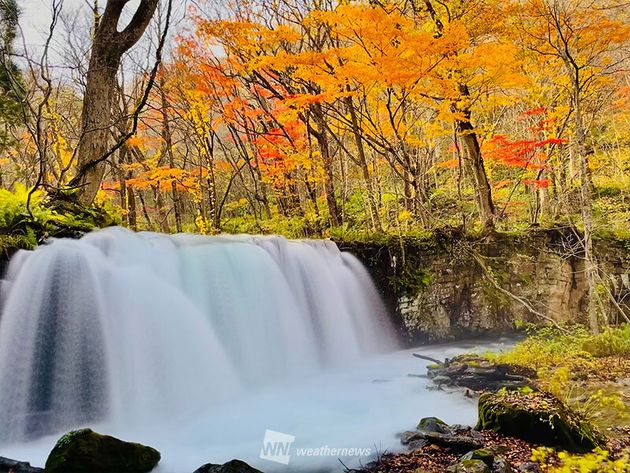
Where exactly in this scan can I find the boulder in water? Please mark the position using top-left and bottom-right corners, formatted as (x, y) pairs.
(0, 455), (43, 473)
(193, 459), (263, 473)
(477, 391), (604, 452)
(44, 428), (161, 473)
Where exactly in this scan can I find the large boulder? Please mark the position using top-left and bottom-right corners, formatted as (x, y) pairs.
(477, 391), (604, 452)
(193, 459), (263, 473)
(45, 429), (160, 473)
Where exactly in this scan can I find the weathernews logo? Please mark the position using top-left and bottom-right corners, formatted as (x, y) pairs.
(260, 430), (295, 465)
(259, 429), (372, 465)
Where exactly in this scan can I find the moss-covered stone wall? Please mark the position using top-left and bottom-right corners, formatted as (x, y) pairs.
(339, 229), (630, 343)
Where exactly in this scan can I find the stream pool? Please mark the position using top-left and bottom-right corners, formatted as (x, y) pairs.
(1, 339), (512, 472)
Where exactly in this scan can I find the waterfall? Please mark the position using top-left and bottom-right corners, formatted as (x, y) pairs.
(0, 228), (397, 443)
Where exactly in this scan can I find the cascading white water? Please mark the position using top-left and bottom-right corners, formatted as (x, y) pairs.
(0, 227), (397, 444)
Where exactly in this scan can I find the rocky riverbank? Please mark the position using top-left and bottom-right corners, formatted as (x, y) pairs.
(357, 325), (630, 473)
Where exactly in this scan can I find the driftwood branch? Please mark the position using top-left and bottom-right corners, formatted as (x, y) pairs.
(412, 353), (444, 365)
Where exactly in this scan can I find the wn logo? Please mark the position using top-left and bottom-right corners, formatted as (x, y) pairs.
(260, 430), (295, 465)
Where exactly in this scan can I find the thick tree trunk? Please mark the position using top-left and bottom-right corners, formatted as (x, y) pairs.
(72, 0), (159, 206)
(155, 187), (171, 233)
(421, 0), (494, 231)
(455, 99), (495, 231)
(74, 63), (118, 203)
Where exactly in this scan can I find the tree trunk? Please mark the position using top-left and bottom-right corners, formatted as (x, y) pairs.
(574, 83), (600, 334)
(159, 78), (183, 232)
(72, 0), (159, 206)
(454, 90), (495, 231)
(123, 146), (137, 230)
(420, 0), (494, 231)
(311, 105), (342, 227)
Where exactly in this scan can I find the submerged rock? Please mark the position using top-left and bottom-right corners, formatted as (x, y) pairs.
(0, 456), (43, 473)
(408, 439), (429, 450)
(44, 428), (161, 473)
(400, 430), (425, 445)
(477, 391), (604, 452)
(193, 459), (263, 473)
(417, 432), (483, 452)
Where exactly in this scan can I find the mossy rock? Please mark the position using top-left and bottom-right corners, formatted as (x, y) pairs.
(460, 448), (494, 468)
(417, 417), (451, 434)
(45, 429), (160, 473)
(447, 459), (491, 473)
(476, 391), (604, 453)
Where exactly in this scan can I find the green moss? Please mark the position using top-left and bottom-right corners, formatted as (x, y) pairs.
(45, 428), (161, 473)
(477, 391), (604, 453)
(0, 232), (36, 252)
(455, 459), (491, 473)
(390, 267), (433, 298)
(461, 448), (494, 467)
(416, 416), (449, 433)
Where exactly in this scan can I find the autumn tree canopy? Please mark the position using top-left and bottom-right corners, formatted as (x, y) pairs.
(0, 0), (629, 241)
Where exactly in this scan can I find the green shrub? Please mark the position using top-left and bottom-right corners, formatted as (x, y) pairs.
(582, 326), (630, 357)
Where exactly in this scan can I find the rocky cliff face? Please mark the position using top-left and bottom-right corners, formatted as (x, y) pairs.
(339, 230), (630, 342)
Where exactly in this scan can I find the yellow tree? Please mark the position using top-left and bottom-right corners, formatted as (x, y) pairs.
(305, 0), (525, 230)
(517, 0), (630, 332)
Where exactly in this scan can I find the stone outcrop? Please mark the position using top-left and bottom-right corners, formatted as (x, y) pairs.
(339, 229), (630, 341)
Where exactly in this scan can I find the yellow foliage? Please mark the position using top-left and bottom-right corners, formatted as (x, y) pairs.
(533, 447), (630, 472)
